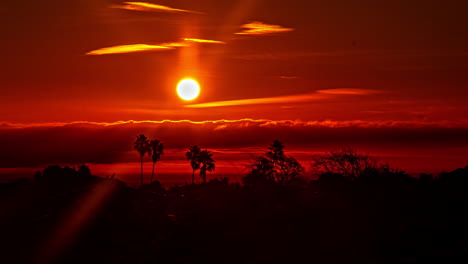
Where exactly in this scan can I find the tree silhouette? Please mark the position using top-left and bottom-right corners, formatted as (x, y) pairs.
(186, 145), (201, 184)
(244, 140), (303, 185)
(311, 147), (377, 180)
(267, 140), (285, 162)
(243, 156), (276, 186)
(198, 150), (216, 184)
(77, 164), (91, 177)
(134, 134), (149, 187)
(148, 139), (164, 184)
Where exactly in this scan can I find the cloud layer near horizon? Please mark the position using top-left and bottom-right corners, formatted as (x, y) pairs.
(1, 119), (468, 168)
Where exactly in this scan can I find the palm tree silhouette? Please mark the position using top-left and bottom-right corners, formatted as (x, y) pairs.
(186, 145), (201, 184)
(134, 134), (149, 187)
(148, 139), (164, 184)
(198, 150), (216, 184)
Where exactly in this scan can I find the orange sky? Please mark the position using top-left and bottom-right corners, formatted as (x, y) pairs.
(1, 0), (468, 182)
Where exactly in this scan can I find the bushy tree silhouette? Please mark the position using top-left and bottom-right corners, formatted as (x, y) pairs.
(186, 145), (201, 184)
(244, 140), (304, 185)
(134, 134), (150, 187)
(148, 139), (164, 184)
(311, 146), (377, 180)
(312, 147), (408, 183)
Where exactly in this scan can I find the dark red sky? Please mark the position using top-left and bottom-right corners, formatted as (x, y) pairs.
(1, 1), (468, 182)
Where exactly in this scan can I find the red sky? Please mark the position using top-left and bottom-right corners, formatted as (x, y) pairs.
(1, 0), (468, 183)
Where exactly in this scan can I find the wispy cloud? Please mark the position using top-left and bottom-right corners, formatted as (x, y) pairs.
(86, 44), (173, 55)
(186, 93), (329, 108)
(113, 2), (203, 14)
(86, 38), (224, 55)
(236, 21), (294, 35)
(183, 38), (225, 44)
(161, 41), (190, 48)
(231, 50), (468, 61)
(279, 76), (302, 80)
(317, 88), (384, 95)
(185, 89), (383, 108)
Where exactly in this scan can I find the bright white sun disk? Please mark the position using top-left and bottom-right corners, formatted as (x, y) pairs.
(177, 79), (200, 101)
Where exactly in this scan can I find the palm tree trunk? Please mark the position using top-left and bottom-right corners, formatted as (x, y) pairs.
(192, 169), (195, 184)
(151, 162), (155, 183)
(140, 156), (144, 187)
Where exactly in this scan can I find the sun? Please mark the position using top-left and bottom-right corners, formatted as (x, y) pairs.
(177, 78), (200, 101)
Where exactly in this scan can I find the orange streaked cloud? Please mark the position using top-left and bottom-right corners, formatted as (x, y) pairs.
(113, 2), (203, 14)
(186, 93), (328, 108)
(86, 44), (173, 55)
(185, 89), (382, 108)
(317, 88), (384, 95)
(236, 21), (294, 35)
(86, 38), (223, 55)
(183, 38), (225, 44)
(161, 41), (191, 48)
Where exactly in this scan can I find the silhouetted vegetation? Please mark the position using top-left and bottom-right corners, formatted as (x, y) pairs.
(244, 140), (304, 186)
(134, 134), (149, 187)
(148, 139), (164, 184)
(1, 140), (467, 264)
(134, 134), (165, 187)
(186, 145), (202, 184)
(186, 145), (216, 184)
(198, 150), (215, 184)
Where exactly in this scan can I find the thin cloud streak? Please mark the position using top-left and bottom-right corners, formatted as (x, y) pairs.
(113, 2), (203, 14)
(184, 38), (225, 44)
(86, 44), (173, 55)
(317, 88), (385, 95)
(160, 41), (190, 48)
(186, 93), (329, 108)
(279, 76), (302, 80)
(186, 89), (382, 108)
(86, 38), (223, 55)
(236, 21), (294, 35)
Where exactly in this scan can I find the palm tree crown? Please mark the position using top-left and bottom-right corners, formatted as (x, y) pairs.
(198, 150), (215, 184)
(134, 134), (149, 158)
(148, 139), (164, 183)
(186, 145), (201, 184)
(149, 139), (164, 163)
(134, 134), (150, 187)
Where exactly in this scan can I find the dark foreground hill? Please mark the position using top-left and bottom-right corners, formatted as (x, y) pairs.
(1, 165), (467, 264)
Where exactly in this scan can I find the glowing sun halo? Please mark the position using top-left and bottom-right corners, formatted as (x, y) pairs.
(177, 79), (200, 101)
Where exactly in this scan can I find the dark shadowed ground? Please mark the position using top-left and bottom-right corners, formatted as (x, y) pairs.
(1, 163), (466, 264)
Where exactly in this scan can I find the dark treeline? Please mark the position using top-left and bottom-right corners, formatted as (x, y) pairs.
(1, 140), (467, 264)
